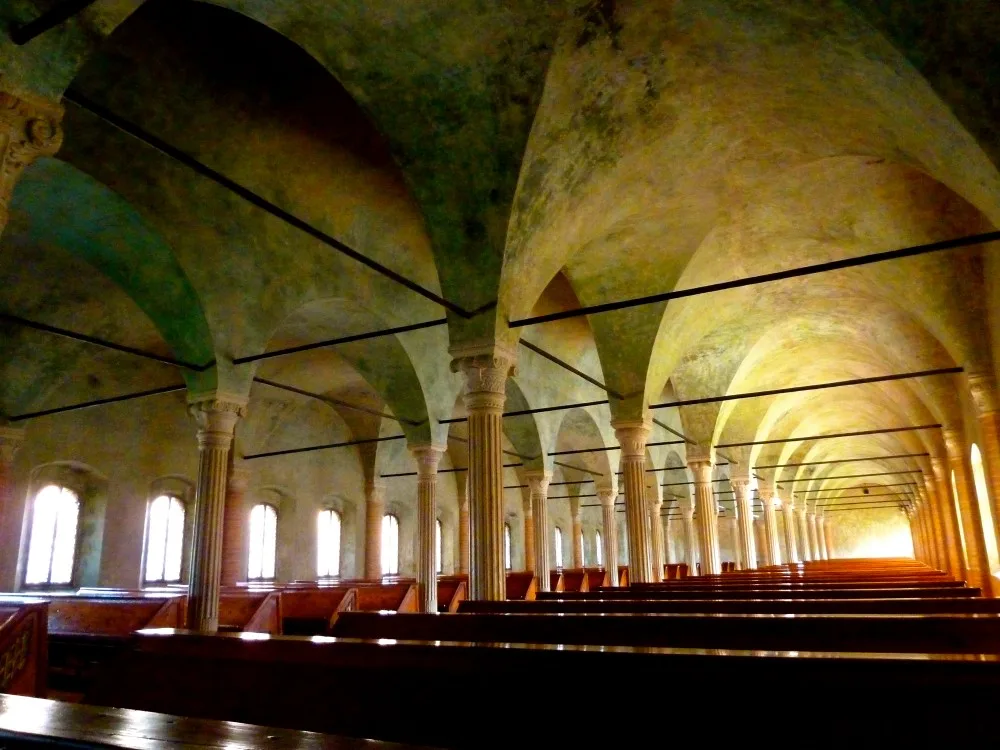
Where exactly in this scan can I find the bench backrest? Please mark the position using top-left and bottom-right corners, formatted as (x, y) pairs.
(0, 601), (47, 696)
(505, 572), (536, 601)
(355, 584), (418, 613)
(48, 597), (185, 636)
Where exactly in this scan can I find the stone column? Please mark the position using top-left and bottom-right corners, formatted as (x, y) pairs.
(451, 344), (517, 600)
(808, 508), (820, 561)
(186, 395), (246, 633)
(364, 480), (386, 580)
(944, 429), (993, 595)
(647, 491), (664, 581)
(412, 445), (444, 613)
(931, 458), (965, 578)
(782, 498), (799, 564)
(663, 510), (675, 565)
(613, 416), (654, 583)
(758, 486), (781, 566)
(682, 501), (697, 573)
(598, 488), (618, 586)
(817, 514), (829, 561)
(220, 457), (250, 586)
(689, 456), (721, 576)
(824, 516), (836, 559)
(753, 517), (767, 567)
(969, 373), (1000, 545)
(521, 494), (535, 573)
(0, 84), (64, 238)
(732, 477), (757, 570)
(457, 483), (471, 575)
(528, 471), (552, 592)
(727, 514), (741, 569)
(0, 427), (25, 588)
(570, 496), (584, 569)
(795, 504), (812, 562)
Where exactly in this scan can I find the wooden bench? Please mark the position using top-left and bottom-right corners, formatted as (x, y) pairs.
(0, 693), (429, 749)
(459, 596), (1000, 615)
(436, 576), (468, 613)
(549, 571), (565, 592)
(42, 594), (185, 701)
(584, 568), (609, 590)
(0, 599), (47, 697)
(504, 572), (536, 600)
(279, 588), (357, 635)
(553, 586), (979, 600)
(219, 591), (283, 634)
(355, 583), (418, 613)
(618, 565), (629, 587)
(85, 629), (1000, 745)
(559, 569), (590, 593)
(329, 609), (1000, 654)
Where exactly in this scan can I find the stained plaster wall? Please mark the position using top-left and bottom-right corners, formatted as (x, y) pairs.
(825, 508), (913, 559)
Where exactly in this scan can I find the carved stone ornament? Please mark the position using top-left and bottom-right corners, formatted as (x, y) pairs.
(597, 488), (616, 508)
(0, 83), (64, 225)
(612, 415), (652, 459)
(410, 444), (445, 479)
(968, 372), (998, 415)
(188, 393), (248, 448)
(0, 425), (25, 466)
(942, 429), (963, 459)
(450, 342), (518, 413)
(525, 470), (551, 497)
(757, 485), (774, 502)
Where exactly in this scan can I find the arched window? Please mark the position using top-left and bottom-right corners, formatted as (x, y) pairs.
(144, 495), (186, 583)
(382, 513), (399, 575)
(25, 484), (80, 586)
(951, 470), (969, 562)
(317, 509), (341, 578)
(554, 526), (563, 568)
(504, 523), (512, 570)
(595, 530), (603, 566)
(971, 444), (1000, 574)
(435, 518), (443, 574)
(248, 503), (277, 580)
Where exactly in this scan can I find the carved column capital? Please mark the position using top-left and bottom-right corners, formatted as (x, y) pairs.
(612, 415), (652, 459)
(942, 428), (964, 459)
(365, 480), (387, 504)
(758, 485), (774, 503)
(188, 393), (247, 448)
(597, 487), (616, 509)
(730, 477), (750, 498)
(968, 372), (998, 415)
(525, 470), (551, 498)
(687, 457), (713, 485)
(0, 425), (25, 466)
(410, 444), (445, 479)
(0, 83), (64, 228)
(450, 342), (517, 412)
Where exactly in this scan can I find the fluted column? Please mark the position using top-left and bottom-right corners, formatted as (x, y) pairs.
(220, 458), (250, 586)
(781, 498), (799, 564)
(412, 445), (444, 613)
(647, 491), (664, 581)
(689, 457), (721, 576)
(969, 373), (1000, 544)
(528, 472), (552, 591)
(598, 488), (618, 586)
(944, 429), (992, 595)
(758, 486), (781, 566)
(186, 395), (246, 632)
(931, 458), (965, 578)
(522, 495), (535, 573)
(663, 511), (676, 565)
(816, 514), (829, 561)
(613, 416), (654, 583)
(683, 501), (697, 572)
(732, 477), (757, 570)
(451, 345), (516, 600)
(458, 483), (470, 575)
(570, 496), (584, 569)
(808, 509), (820, 561)
(824, 516), (836, 558)
(0, 84), (64, 238)
(753, 517), (766, 566)
(727, 515), (741, 569)
(364, 480), (386, 580)
(795, 505), (812, 562)
(917, 487), (942, 569)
